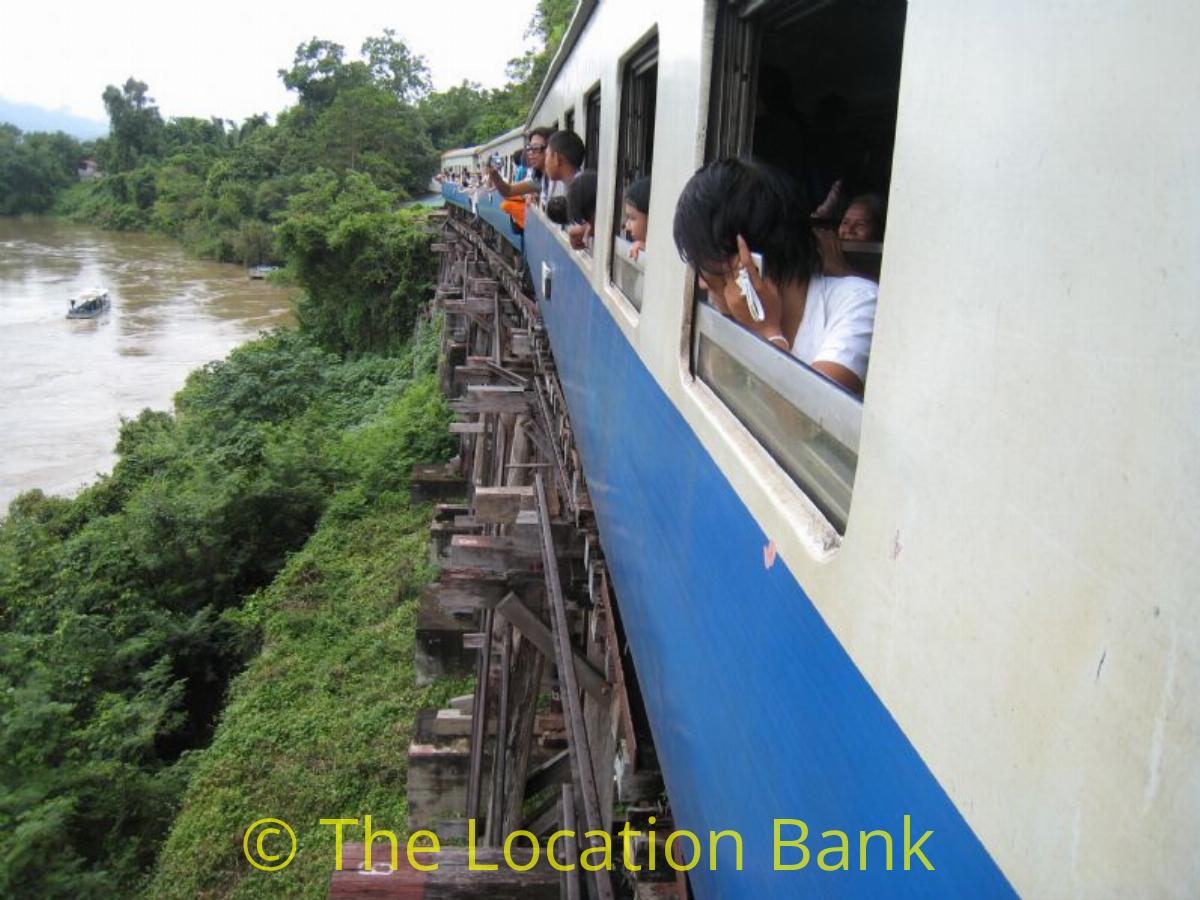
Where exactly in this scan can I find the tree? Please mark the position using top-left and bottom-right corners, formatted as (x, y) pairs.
(279, 39), (370, 111)
(0, 126), (83, 214)
(99, 78), (163, 172)
(361, 29), (432, 104)
(309, 85), (436, 194)
(277, 170), (437, 353)
(505, 0), (578, 109)
(419, 81), (523, 150)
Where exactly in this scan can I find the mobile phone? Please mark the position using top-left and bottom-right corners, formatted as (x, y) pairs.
(738, 251), (766, 322)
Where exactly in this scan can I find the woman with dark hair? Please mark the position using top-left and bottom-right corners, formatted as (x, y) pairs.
(566, 171), (598, 250)
(673, 158), (877, 395)
(623, 175), (651, 260)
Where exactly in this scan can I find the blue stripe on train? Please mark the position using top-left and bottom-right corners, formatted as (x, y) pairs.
(441, 184), (524, 252)
(525, 215), (1016, 899)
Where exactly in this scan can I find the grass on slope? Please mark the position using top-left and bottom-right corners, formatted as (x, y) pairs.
(145, 422), (469, 897)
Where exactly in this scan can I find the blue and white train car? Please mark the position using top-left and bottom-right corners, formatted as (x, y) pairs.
(440, 144), (479, 180)
(478, 0), (1199, 896)
(476, 125), (526, 182)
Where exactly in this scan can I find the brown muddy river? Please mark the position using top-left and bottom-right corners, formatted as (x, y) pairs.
(0, 218), (295, 511)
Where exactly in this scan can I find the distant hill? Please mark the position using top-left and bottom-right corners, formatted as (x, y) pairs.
(0, 97), (108, 140)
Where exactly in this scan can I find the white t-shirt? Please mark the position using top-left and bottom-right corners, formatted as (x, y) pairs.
(540, 177), (567, 208)
(790, 273), (878, 381)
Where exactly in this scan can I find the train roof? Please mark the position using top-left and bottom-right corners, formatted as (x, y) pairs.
(476, 125), (525, 156)
(440, 145), (479, 164)
(527, 0), (599, 125)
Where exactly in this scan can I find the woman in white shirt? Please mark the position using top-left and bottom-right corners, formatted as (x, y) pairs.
(673, 158), (877, 395)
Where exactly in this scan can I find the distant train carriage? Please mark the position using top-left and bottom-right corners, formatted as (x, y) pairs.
(440, 145), (478, 183)
(476, 125), (526, 182)
(445, 1), (1200, 896)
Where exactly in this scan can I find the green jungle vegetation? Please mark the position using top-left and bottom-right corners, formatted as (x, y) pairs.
(0, 0), (575, 261)
(0, 1), (576, 896)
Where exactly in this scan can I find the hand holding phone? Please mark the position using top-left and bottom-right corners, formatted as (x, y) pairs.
(737, 251), (766, 322)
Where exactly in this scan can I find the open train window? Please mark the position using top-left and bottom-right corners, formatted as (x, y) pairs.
(694, 0), (906, 532)
(564, 107), (576, 135)
(611, 34), (658, 311)
(584, 84), (601, 169)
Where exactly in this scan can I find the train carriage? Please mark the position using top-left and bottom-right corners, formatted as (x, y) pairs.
(444, 1), (1200, 896)
(440, 144), (479, 181)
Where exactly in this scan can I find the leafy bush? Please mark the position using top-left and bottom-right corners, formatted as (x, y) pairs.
(0, 322), (452, 897)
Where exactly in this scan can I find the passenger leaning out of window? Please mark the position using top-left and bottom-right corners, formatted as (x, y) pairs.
(623, 176), (650, 260)
(543, 130), (585, 224)
(566, 171), (598, 251)
(486, 127), (553, 201)
(673, 158), (877, 396)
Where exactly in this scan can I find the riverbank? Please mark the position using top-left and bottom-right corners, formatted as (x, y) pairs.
(0, 319), (459, 897)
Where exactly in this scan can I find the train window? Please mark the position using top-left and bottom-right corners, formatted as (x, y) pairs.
(564, 107), (576, 135)
(693, 0), (906, 532)
(611, 34), (658, 311)
(584, 84), (601, 169)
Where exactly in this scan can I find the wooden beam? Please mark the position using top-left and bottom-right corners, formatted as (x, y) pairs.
(423, 575), (505, 613)
(472, 486), (536, 524)
(448, 535), (540, 572)
(450, 393), (529, 416)
(329, 847), (558, 899)
(442, 297), (496, 316)
(525, 749), (570, 797)
(495, 594), (609, 701)
(410, 463), (467, 502)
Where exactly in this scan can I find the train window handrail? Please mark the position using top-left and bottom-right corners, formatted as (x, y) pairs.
(611, 235), (646, 311)
(694, 302), (863, 452)
(692, 298), (860, 531)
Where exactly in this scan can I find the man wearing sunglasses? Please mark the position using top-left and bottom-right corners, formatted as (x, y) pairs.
(485, 126), (554, 202)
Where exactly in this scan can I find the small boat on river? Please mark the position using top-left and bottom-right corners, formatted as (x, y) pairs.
(248, 265), (278, 280)
(67, 286), (110, 319)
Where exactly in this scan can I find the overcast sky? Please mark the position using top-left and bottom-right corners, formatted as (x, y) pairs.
(2, 0), (542, 124)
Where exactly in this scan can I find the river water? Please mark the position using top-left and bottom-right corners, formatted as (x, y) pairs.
(0, 218), (295, 511)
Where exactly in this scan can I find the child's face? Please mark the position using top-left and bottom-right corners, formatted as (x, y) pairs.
(623, 203), (648, 243)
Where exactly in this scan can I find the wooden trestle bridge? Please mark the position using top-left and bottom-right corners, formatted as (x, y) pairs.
(329, 210), (685, 900)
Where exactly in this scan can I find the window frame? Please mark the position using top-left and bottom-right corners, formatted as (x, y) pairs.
(608, 32), (659, 313)
(689, 0), (906, 534)
(584, 82), (602, 170)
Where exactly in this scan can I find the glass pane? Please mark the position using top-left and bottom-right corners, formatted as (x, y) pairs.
(611, 235), (645, 310)
(694, 313), (860, 532)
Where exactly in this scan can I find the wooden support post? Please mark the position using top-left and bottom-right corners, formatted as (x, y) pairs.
(415, 595), (474, 685)
(501, 628), (547, 837)
(561, 785), (581, 900)
(485, 623), (513, 846)
(466, 608), (494, 822)
(533, 475), (615, 900)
